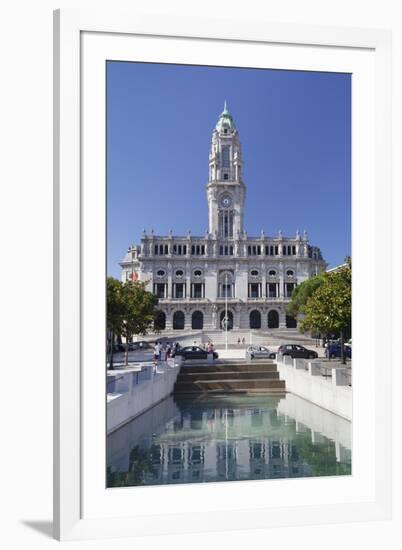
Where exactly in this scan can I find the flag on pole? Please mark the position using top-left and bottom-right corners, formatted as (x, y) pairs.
(130, 271), (138, 281)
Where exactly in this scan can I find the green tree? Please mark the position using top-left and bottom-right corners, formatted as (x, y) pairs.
(120, 280), (159, 366)
(286, 273), (325, 320)
(300, 263), (351, 364)
(106, 277), (124, 370)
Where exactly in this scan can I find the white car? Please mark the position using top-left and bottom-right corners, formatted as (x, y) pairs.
(246, 345), (276, 360)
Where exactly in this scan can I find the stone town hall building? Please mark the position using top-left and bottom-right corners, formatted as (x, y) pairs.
(120, 103), (326, 332)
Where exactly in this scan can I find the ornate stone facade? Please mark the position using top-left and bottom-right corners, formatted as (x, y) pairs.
(120, 103), (326, 332)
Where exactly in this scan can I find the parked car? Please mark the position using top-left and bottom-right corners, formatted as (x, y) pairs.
(325, 343), (352, 359)
(277, 344), (318, 359)
(246, 345), (276, 360)
(175, 346), (219, 360)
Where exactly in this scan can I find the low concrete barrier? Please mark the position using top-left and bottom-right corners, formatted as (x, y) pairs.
(107, 361), (180, 434)
(276, 355), (352, 421)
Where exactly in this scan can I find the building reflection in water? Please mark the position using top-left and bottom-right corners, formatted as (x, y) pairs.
(107, 394), (351, 488)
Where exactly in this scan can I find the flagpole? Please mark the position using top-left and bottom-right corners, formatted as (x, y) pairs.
(225, 273), (228, 351)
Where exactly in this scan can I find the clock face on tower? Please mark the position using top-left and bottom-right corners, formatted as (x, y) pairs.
(220, 195), (232, 208)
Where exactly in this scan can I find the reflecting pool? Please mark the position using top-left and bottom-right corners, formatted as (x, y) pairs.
(107, 393), (351, 487)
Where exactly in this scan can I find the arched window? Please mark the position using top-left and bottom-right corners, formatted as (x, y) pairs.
(286, 315), (297, 328)
(154, 311), (166, 331)
(268, 310), (279, 329)
(249, 310), (261, 329)
(268, 270), (276, 277)
(286, 270), (294, 277)
(191, 311), (204, 330)
(173, 311), (185, 330)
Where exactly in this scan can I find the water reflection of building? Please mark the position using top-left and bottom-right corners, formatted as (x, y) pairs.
(107, 393), (351, 487)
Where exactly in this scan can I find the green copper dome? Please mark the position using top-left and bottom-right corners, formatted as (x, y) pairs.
(215, 100), (236, 132)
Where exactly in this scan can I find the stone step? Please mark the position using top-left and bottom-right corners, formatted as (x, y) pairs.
(174, 379), (286, 393)
(180, 363), (278, 373)
(174, 388), (287, 395)
(177, 371), (280, 381)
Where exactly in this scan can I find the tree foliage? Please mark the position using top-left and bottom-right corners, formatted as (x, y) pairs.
(299, 263), (351, 337)
(286, 273), (325, 319)
(106, 277), (158, 367)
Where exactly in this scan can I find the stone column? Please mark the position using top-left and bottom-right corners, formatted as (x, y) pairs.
(234, 304), (241, 329)
(167, 263), (172, 299)
(261, 266), (267, 299)
(279, 263), (284, 299)
(165, 309), (173, 331)
(279, 309), (287, 329)
(186, 262), (191, 299)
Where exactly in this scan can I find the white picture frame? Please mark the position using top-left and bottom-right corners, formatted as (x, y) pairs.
(53, 8), (392, 541)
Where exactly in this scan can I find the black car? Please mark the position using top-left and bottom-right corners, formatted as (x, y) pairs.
(175, 346), (219, 360)
(278, 344), (318, 359)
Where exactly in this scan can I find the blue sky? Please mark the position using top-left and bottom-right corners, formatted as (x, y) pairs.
(107, 62), (351, 277)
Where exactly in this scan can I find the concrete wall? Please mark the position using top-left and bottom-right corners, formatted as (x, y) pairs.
(107, 361), (180, 434)
(277, 355), (352, 421)
(277, 392), (351, 450)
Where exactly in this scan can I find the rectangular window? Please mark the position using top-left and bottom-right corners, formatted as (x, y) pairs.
(249, 283), (259, 298)
(268, 283), (277, 298)
(183, 245), (187, 255)
(175, 283), (184, 298)
(154, 245), (158, 255)
(192, 283), (203, 298)
(222, 145), (230, 168)
(292, 245), (296, 255)
(154, 283), (165, 298)
(275, 245), (279, 255)
(222, 284), (232, 298)
(285, 283), (295, 298)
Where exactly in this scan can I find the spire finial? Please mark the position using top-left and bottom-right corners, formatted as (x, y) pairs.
(223, 100), (228, 113)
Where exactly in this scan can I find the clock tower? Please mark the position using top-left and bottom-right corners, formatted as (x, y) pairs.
(206, 102), (246, 238)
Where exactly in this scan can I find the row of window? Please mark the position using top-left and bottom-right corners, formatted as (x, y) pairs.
(154, 269), (295, 279)
(153, 283), (205, 299)
(153, 282), (296, 299)
(151, 244), (301, 257)
(154, 310), (297, 330)
(248, 245), (297, 256)
(154, 244), (207, 256)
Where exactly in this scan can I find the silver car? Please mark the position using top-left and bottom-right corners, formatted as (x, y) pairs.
(246, 345), (276, 360)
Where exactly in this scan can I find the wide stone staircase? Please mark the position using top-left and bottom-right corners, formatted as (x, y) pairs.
(173, 361), (286, 394)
